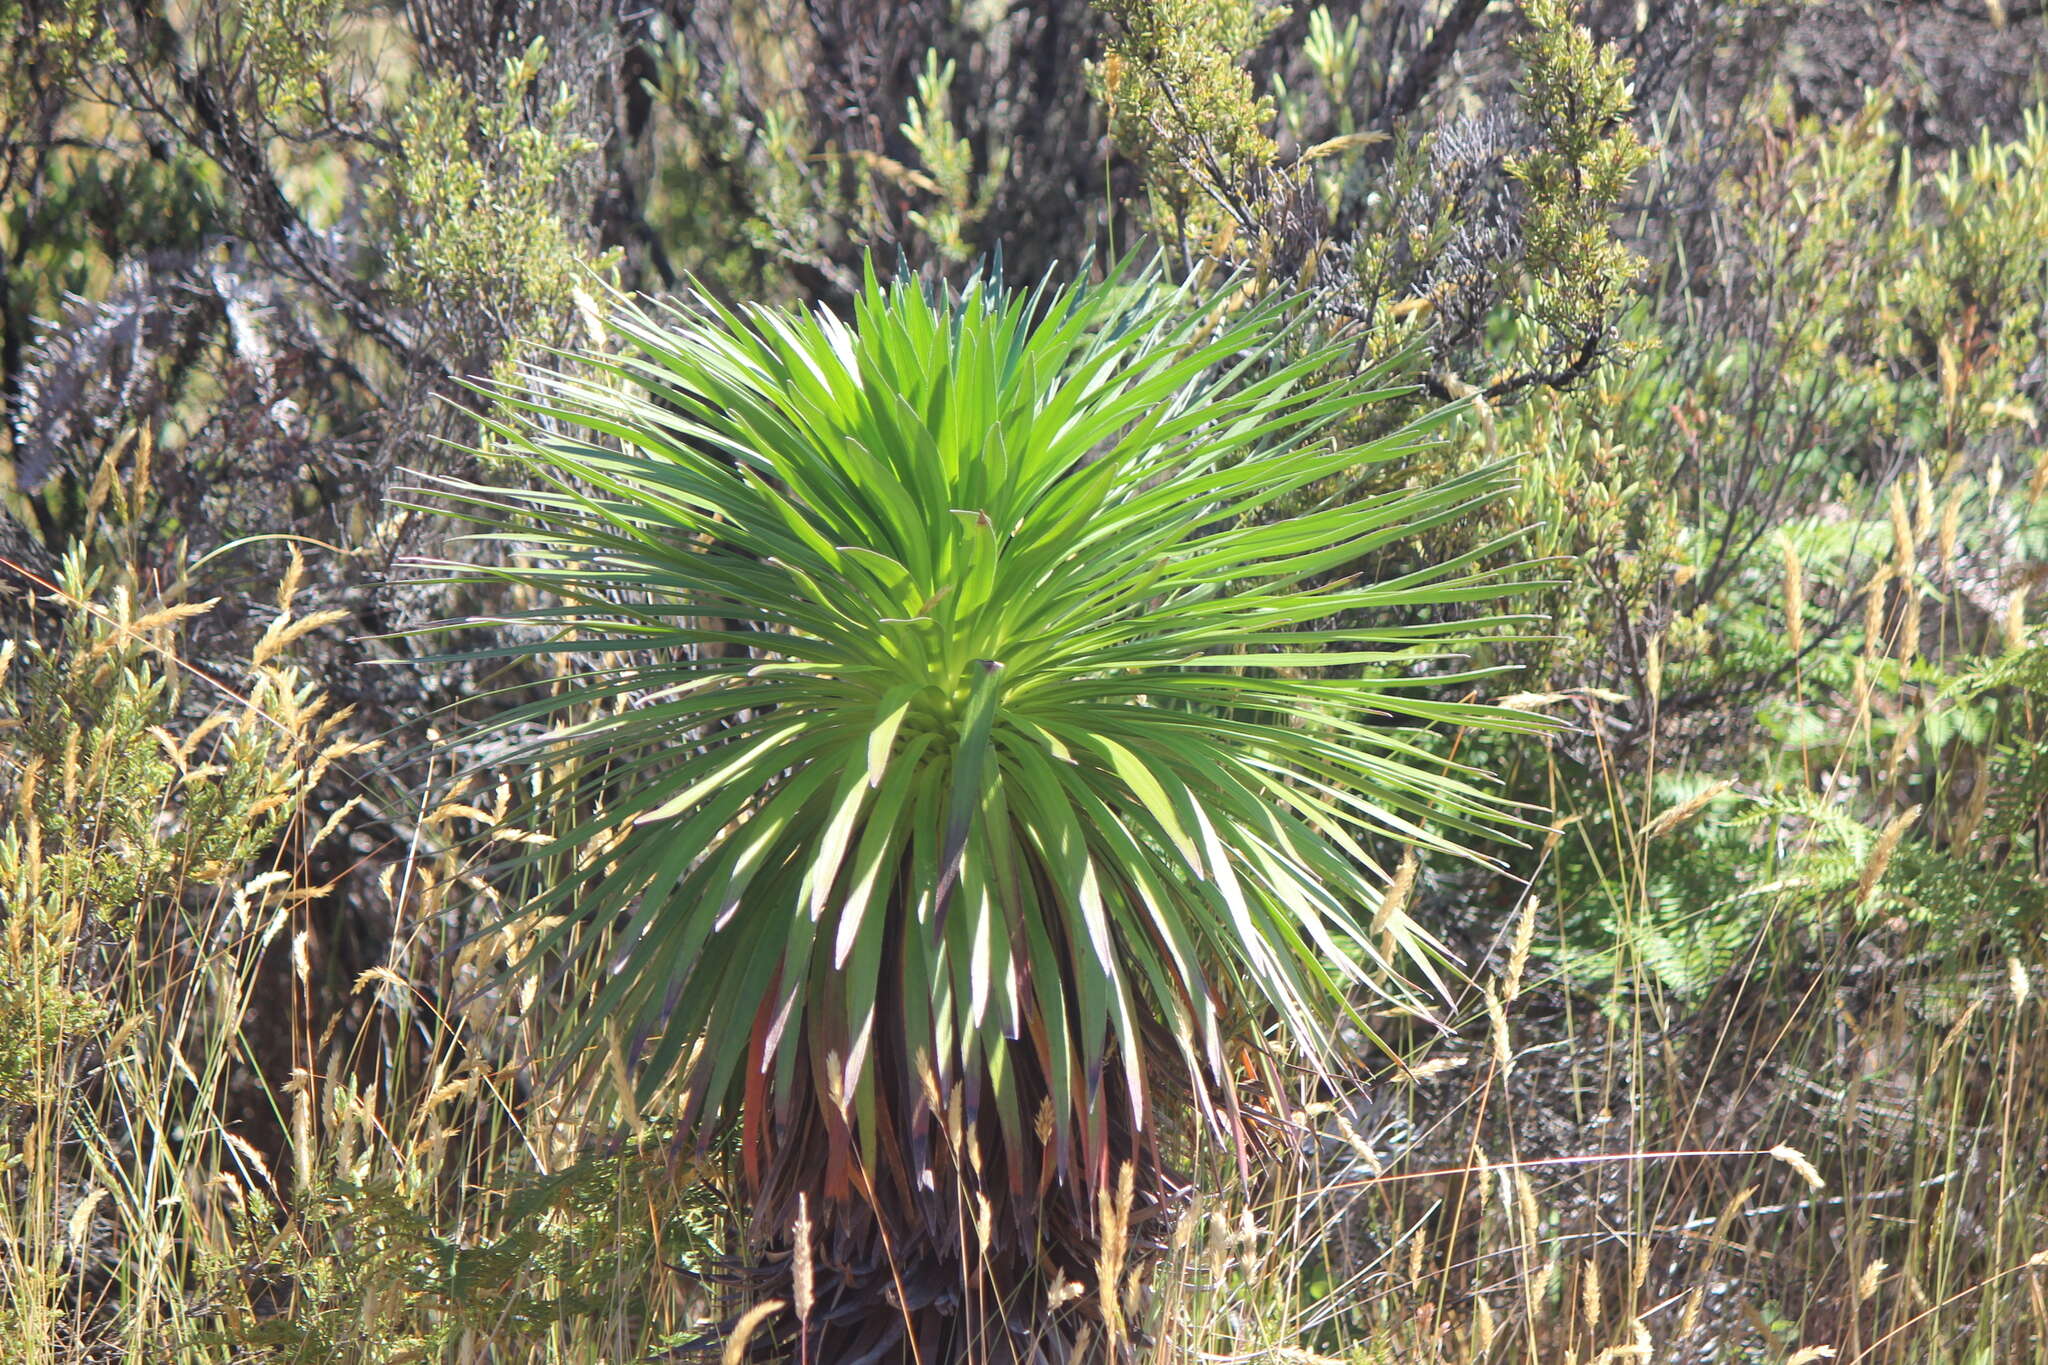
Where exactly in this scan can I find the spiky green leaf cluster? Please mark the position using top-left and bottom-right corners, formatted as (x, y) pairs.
(429, 261), (1547, 1179)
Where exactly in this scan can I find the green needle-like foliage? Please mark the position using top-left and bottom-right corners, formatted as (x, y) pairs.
(425, 259), (1546, 1362)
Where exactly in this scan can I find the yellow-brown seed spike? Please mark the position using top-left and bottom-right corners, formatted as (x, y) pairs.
(83, 429), (129, 529)
(20, 760), (42, 892)
(278, 545), (305, 616)
(253, 608), (351, 667)
(1769, 1143), (1826, 1191)
(1704, 1183), (1755, 1266)
(1899, 580), (1921, 666)
(1532, 1256), (1560, 1324)
(1863, 564), (1891, 659)
(1642, 779), (1735, 842)
(1856, 805), (1920, 906)
(1372, 850), (1418, 937)
(2007, 587), (2030, 653)
(1515, 1169), (1540, 1247)
(1677, 1286), (1704, 1341)
(61, 725), (78, 808)
(1473, 1295), (1496, 1357)
(793, 1193), (815, 1326)
(1486, 985), (1511, 1075)
(129, 427), (154, 523)
(1374, 849), (1418, 964)
(1204, 1207), (1229, 1285)
(126, 600), (216, 638)
(1782, 537), (1805, 659)
(1938, 483), (1963, 583)
(722, 1299), (788, 1365)
(1330, 1105), (1379, 1173)
(1888, 482), (1915, 579)
(290, 1070), (316, 1195)
(1504, 897), (1538, 1004)
(1474, 1150), (1494, 1216)
(1095, 1162), (1135, 1346)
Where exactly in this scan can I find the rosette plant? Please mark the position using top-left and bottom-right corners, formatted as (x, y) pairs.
(428, 260), (1544, 1363)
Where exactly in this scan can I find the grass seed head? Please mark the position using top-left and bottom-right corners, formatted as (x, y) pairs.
(1855, 806), (1921, 906)
(1769, 1144), (1826, 1191)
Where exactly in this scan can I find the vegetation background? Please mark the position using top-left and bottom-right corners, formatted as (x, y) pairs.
(3, 0), (2047, 1361)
